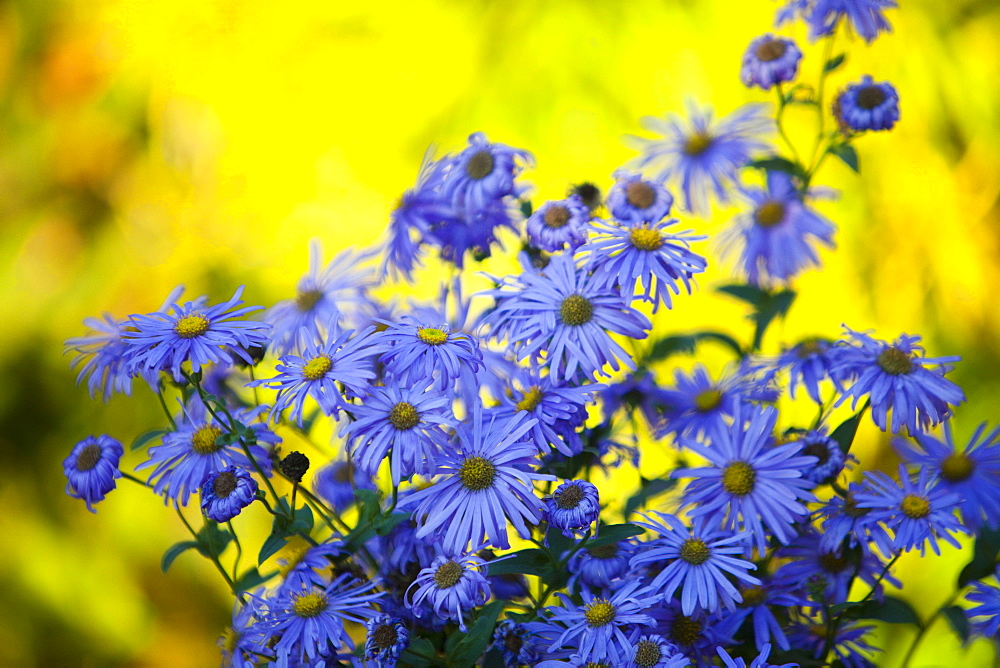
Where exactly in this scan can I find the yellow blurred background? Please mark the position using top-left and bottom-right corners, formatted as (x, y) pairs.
(1, 0), (998, 664)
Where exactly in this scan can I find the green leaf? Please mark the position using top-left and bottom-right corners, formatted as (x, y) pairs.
(354, 489), (382, 521)
(399, 636), (438, 667)
(745, 157), (807, 180)
(545, 525), (575, 560)
(831, 404), (868, 455)
(625, 477), (678, 518)
(958, 527), (1000, 587)
(213, 431), (238, 447)
(587, 523), (645, 548)
(828, 143), (860, 173)
(831, 596), (921, 627)
(486, 549), (552, 577)
(824, 53), (847, 72)
(451, 600), (505, 665)
(717, 283), (769, 306)
(258, 532), (289, 565)
(373, 511), (411, 536)
(483, 648), (505, 668)
(718, 284), (798, 351)
(643, 331), (744, 364)
(233, 567), (275, 593)
(131, 429), (166, 452)
(196, 520), (233, 558)
(519, 199), (533, 218)
(943, 605), (971, 643)
(161, 541), (199, 573)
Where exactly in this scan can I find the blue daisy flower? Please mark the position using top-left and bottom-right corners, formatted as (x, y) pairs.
(441, 131), (532, 213)
(627, 102), (772, 215)
(626, 634), (689, 668)
(568, 540), (636, 593)
(966, 581), (1000, 639)
(342, 380), (456, 487)
(264, 242), (379, 354)
(786, 619), (878, 668)
(775, 527), (899, 605)
(647, 599), (741, 667)
(816, 481), (881, 554)
(382, 151), (456, 282)
(399, 406), (554, 552)
(855, 464), (967, 557)
(832, 327), (965, 434)
(717, 643), (796, 668)
(492, 367), (598, 456)
(374, 316), (484, 392)
(720, 170), (836, 286)
(201, 465), (258, 523)
(481, 252), (651, 383)
(66, 314), (154, 402)
(63, 435), (124, 512)
(492, 619), (541, 666)
(655, 365), (746, 441)
(135, 397), (277, 506)
(601, 371), (674, 428)
(788, 428), (848, 485)
(767, 336), (850, 404)
(580, 216), (707, 312)
(125, 286), (270, 382)
(605, 170), (675, 224)
(365, 613), (409, 667)
(312, 459), (377, 513)
(526, 194), (591, 252)
(630, 513), (760, 615)
(740, 35), (802, 91)
(833, 75), (900, 132)
(809, 0), (896, 43)
(895, 421), (1000, 530)
(275, 540), (346, 597)
(545, 480), (601, 539)
(724, 580), (798, 651)
(251, 573), (382, 666)
(219, 597), (271, 667)
(250, 325), (377, 424)
(673, 404), (817, 554)
(536, 579), (660, 665)
(405, 551), (491, 632)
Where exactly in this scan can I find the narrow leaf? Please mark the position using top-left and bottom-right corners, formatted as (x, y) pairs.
(131, 429), (166, 452)
(452, 600), (505, 664)
(824, 53), (847, 72)
(829, 143), (860, 173)
(942, 605), (971, 643)
(587, 523), (644, 548)
(958, 527), (1000, 587)
(161, 541), (199, 573)
(831, 403), (868, 455)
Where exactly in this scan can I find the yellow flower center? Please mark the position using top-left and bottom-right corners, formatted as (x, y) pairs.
(458, 456), (496, 491)
(388, 402), (420, 430)
(278, 543), (311, 578)
(877, 347), (914, 375)
(754, 200), (786, 228)
(302, 355), (332, 380)
(295, 289), (323, 312)
(220, 627), (239, 654)
(684, 132), (713, 156)
(434, 559), (464, 588)
(584, 599), (616, 627)
(466, 150), (494, 179)
(634, 639), (663, 667)
(516, 386), (544, 412)
(75, 444), (102, 471)
(625, 181), (656, 210)
(669, 615), (703, 646)
(694, 388), (723, 412)
(174, 314), (210, 339)
(417, 327), (449, 345)
(941, 452), (975, 482)
(191, 425), (224, 455)
(679, 538), (711, 565)
(901, 494), (931, 519)
(543, 205), (571, 229)
(292, 592), (329, 618)
(739, 585), (767, 608)
(722, 461), (757, 496)
(629, 227), (664, 251)
(797, 338), (824, 358)
(559, 294), (593, 327)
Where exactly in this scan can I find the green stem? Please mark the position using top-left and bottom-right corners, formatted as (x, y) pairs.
(174, 506), (236, 593)
(901, 590), (962, 668)
(157, 386), (177, 430)
(121, 472), (152, 488)
(774, 83), (803, 165)
(227, 520), (243, 583)
(805, 33), (837, 187)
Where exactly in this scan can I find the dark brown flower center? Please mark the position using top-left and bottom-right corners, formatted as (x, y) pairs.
(295, 289), (323, 312)
(544, 205), (571, 229)
(669, 615), (703, 646)
(803, 440), (831, 465)
(856, 86), (886, 110)
(372, 623), (398, 649)
(625, 181), (657, 210)
(818, 551), (849, 574)
(755, 38), (787, 62)
(556, 484), (585, 510)
(212, 470), (238, 498)
(634, 639), (663, 667)
(877, 347), (914, 375)
(75, 444), (102, 471)
(587, 543), (618, 559)
(466, 150), (494, 179)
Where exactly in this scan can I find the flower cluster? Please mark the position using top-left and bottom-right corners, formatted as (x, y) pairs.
(61, 3), (1000, 667)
